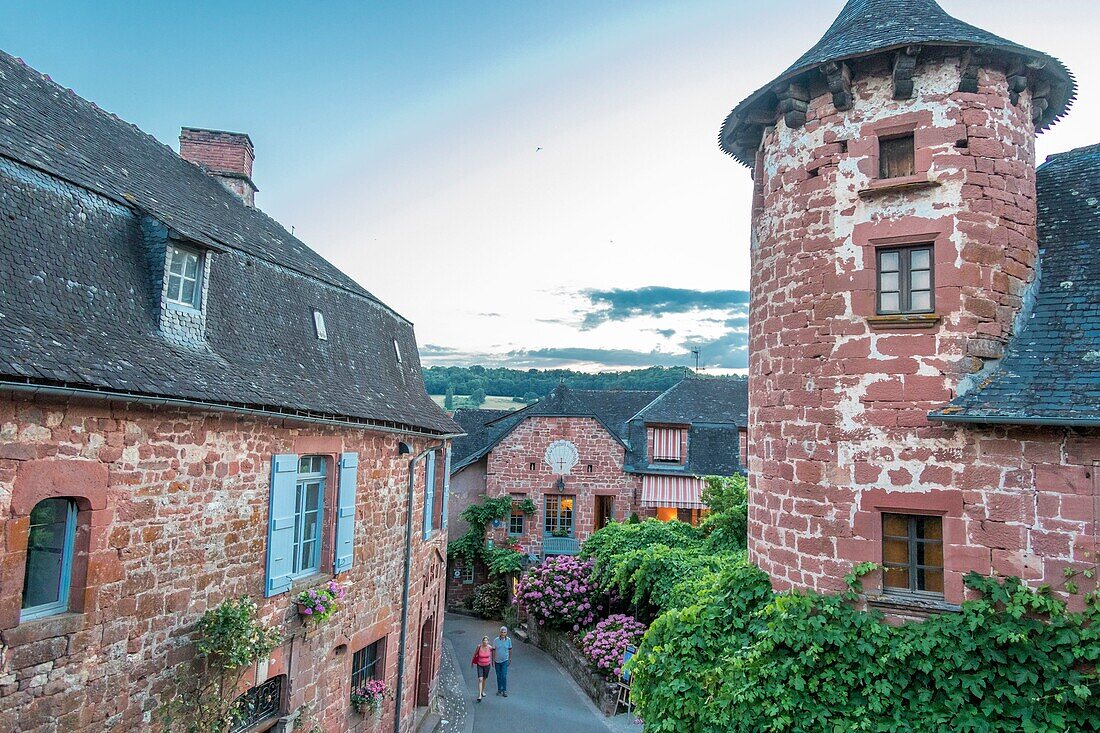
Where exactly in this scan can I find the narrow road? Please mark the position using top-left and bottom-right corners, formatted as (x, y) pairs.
(442, 613), (616, 733)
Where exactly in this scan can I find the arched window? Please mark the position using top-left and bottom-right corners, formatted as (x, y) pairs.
(21, 498), (77, 621)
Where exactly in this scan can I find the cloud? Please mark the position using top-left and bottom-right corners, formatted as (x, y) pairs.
(655, 328), (676, 338)
(419, 344), (700, 370)
(678, 330), (749, 369)
(478, 312), (502, 318)
(577, 286), (750, 328)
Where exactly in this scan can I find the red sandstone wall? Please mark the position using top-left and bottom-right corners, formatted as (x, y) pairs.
(0, 394), (447, 733)
(748, 54), (1099, 608)
(485, 416), (641, 554)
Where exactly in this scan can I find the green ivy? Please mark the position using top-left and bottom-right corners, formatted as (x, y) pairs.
(448, 494), (535, 577)
(631, 571), (1100, 732)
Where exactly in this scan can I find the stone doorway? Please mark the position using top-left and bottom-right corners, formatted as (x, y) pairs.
(595, 495), (614, 532)
(416, 614), (436, 707)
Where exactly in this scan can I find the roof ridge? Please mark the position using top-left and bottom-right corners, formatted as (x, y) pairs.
(1041, 141), (1100, 165)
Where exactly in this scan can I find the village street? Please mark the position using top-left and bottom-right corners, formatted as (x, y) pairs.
(439, 613), (639, 733)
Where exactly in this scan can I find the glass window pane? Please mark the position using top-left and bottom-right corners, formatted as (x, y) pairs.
(167, 274), (183, 301)
(169, 248), (186, 275)
(910, 270), (930, 290)
(302, 512), (319, 542)
(300, 540), (315, 572)
(910, 248), (931, 269)
(183, 253), (199, 279)
(917, 516), (942, 540)
(910, 290), (931, 311)
(882, 514), (908, 538)
(22, 499), (72, 610)
(879, 292), (900, 313)
(883, 566), (910, 590)
(181, 279), (196, 305)
(305, 482), (320, 511)
(918, 542), (943, 568)
(879, 272), (899, 292)
(883, 538), (910, 565)
(919, 569), (944, 593)
(880, 252), (899, 272)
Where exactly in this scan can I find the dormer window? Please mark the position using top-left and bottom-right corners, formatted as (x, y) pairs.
(166, 245), (203, 309)
(393, 339), (402, 363)
(650, 426), (685, 463)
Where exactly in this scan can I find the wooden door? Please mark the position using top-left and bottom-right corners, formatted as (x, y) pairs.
(416, 614), (435, 707)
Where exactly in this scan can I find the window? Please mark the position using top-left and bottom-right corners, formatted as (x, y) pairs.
(877, 245), (934, 314)
(166, 245), (203, 308)
(423, 451), (438, 539)
(461, 565), (475, 585)
(882, 513), (944, 596)
(508, 501), (525, 536)
(393, 340), (402, 363)
(229, 675), (284, 733)
(651, 427), (684, 463)
(351, 639), (385, 690)
(313, 310), (328, 340)
(528, 462), (537, 472)
(21, 498), (77, 621)
(544, 496), (574, 537)
(878, 134), (915, 179)
(293, 456), (325, 577)
(585, 464), (594, 474)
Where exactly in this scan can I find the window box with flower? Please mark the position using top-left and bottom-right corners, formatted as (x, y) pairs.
(350, 679), (387, 715)
(293, 580), (345, 625)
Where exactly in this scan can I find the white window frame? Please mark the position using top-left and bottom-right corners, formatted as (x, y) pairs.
(166, 245), (203, 309)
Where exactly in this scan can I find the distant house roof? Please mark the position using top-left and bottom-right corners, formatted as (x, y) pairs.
(632, 375), (748, 425)
(450, 408), (519, 469)
(719, 0), (1075, 164)
(451, 379), (749, 478)
(931, 143), (1100, 427)
(0, 50), (459, 435)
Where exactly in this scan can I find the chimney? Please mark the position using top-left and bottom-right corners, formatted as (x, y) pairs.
(179, 127), (258, 207)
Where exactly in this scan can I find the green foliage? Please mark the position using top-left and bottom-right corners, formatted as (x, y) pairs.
(699, 474), (747, 515)
(448, 495), (534, 576)
(469, 387), (486, 407)
(423, 365), (696, 401)
(443, 386), (454, 411)
(472, 579), (508, 619)
(163, 597), (282, 733)
(630, 572), (1100, 733)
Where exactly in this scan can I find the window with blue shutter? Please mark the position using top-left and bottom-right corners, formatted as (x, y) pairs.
(265, 454), (299, 596)
(422, 451), (436, 540)
(441, 447), (452, 530)
(334, 452), (358, 573)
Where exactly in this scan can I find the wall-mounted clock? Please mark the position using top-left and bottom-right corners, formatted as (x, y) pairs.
(544, 439), (580, 475)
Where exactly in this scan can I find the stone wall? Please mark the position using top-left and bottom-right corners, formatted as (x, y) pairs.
(748, 53), (1099, 609)
(0, 393), (448, 732)
(485, 416), (641, 555)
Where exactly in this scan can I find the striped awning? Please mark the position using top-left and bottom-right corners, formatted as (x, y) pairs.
(640, 474), (706, 509)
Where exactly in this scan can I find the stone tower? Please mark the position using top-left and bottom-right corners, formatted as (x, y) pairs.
(720, 0), (1079, 610)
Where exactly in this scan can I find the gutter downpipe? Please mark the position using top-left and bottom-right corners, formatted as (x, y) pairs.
(394, 440), (443, 733)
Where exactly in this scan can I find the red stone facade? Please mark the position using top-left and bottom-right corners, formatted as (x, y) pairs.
(0, 393), (448, 733)
(484, 417), (646, 555)
(747, 54), (1099, 609)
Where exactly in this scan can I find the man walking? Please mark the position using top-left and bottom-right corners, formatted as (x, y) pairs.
(492, 626), (513, 697)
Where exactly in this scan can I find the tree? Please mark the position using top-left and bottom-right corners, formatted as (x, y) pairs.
(443, 385), (454, 410)
(522, 390), (540, 403)
(469, 387), (486, 407)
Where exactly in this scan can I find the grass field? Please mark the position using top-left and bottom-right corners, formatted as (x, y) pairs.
(429, 394), (523, 411)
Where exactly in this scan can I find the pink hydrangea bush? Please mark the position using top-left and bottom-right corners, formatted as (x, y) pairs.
(578, 614), (647, 680)
(515, 556), (601, 629)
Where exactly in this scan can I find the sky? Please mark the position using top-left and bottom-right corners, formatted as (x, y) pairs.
(2, 1), (1098, 373)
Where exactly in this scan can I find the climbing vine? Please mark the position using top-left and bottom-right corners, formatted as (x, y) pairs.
(448, 495), (536, 576)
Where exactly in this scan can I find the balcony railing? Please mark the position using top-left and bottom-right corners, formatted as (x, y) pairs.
(543, 535), (580, 556)
(229, 675), (283, 733)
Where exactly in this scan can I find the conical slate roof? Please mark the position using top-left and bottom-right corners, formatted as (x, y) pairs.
(719, 0), (1076, 164)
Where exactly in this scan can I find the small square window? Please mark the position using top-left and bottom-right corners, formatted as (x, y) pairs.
(351, 639), (385, 690)
(877, 245), (934, 315)
(461, 565), (475, 584)
(166, 245), (203, 309)
(878, 134), (915, 179)
(882, 513), (944, 596)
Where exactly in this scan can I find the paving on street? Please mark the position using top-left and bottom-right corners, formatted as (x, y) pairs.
(441, 613), (641, 733)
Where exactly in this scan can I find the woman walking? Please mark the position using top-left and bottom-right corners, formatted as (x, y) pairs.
(471, 635), (493, 702)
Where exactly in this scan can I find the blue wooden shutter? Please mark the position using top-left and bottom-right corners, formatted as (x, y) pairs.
(441, 447), (452, 529)
(334, 452), (359, 573)
(265, 453), (298, 597)
(422, 451), (436, 540)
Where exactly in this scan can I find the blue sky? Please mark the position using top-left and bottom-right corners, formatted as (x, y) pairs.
(3, 1), (1098, 372)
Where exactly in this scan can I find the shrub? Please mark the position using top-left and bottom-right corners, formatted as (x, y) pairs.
(471, 580), (507, 619)
(578, 614), (647, 679)
(515, 555), (601, 630)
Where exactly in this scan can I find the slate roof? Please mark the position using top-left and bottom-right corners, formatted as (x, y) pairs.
(450, 408), (520, 469)
(487, 386), (662, 446)
(0, 50), (459, 435)
(931, 143), (1100, 427)
(719, 0), (1076, 164)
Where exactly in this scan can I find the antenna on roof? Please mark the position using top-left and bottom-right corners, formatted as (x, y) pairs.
(691, 349), (700, 373)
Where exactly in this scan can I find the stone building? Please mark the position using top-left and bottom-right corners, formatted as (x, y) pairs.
(719, 0), (1098, 615)
(0, 50), (460, 732)
(444, 378), (747, 602)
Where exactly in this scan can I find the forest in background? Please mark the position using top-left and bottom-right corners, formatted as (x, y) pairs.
(421, 365), (702, 403)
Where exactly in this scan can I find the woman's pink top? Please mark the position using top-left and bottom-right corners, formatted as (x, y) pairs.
(472, 647), (492, 666)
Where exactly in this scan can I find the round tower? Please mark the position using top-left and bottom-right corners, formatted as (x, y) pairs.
(720, 0), (1075, 604)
